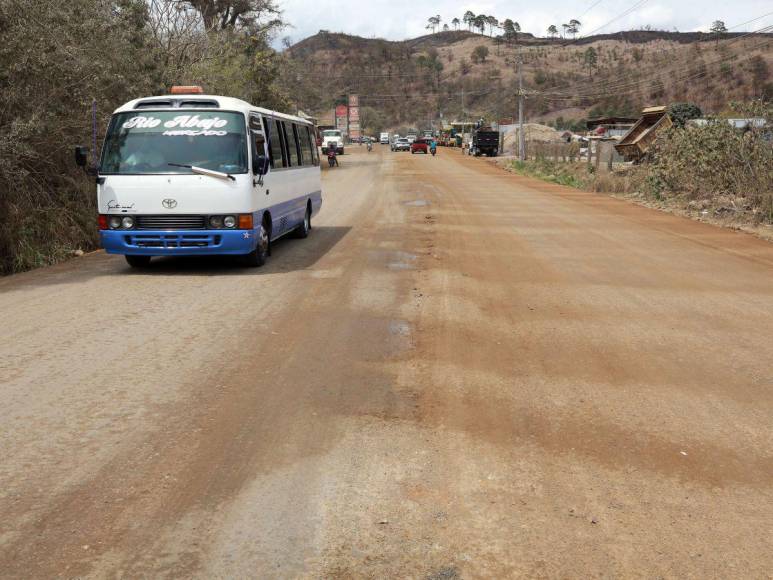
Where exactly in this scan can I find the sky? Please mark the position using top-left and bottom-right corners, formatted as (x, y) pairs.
(276, 0), (773, 46)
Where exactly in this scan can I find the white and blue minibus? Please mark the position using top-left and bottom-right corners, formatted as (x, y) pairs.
(76, 87), (322, 268)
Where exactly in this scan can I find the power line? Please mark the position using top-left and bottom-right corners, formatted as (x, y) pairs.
(579, 0), (606, 20)
(726, 11), (773, 31)
(539, 35), (771, 101)
(582, 0), (650, 37)
(543, 21), (773, 97)
(561, 0), (651, 46)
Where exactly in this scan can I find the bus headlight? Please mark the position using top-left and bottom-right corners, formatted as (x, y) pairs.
(223, 215), (237, 228)
(209, 215), (224, 229)
(109, 216), (122, 229)
(121, 216), (135, 229)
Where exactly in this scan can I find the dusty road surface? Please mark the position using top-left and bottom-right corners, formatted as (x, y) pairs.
(1, 146), (772, 578)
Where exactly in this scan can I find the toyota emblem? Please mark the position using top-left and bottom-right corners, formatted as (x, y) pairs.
(162, 199), (178, 209)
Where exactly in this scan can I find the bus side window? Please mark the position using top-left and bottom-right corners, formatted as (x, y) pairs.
(263, 117), (284, 169)
(292, 124), (304, 166)
(305, 126), (318, 166)
(249, 115), (263, 131)
(249, 114), (266, 171)
(281, 121), (300, 167)
(313, 128), (320, 165)
(277, 120), (291, 168)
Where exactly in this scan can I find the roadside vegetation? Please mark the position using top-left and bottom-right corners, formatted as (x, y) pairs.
(505, 100), (773, 228)
(0, 0), (287, 275)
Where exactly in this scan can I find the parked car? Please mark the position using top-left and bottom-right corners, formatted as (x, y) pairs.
(411, 139), (429, 154)
(393, 138), (410, 152)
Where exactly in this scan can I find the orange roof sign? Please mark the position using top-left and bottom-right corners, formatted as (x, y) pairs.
(170, 86), (204, 95)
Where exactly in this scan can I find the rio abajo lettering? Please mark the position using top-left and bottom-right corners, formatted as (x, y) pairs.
(122, 115), (230, 135)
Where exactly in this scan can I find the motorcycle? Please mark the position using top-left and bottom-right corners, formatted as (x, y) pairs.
(430, 145), (437, 157)
(327, 148), (338, 168)
(367, 140), (373, 152)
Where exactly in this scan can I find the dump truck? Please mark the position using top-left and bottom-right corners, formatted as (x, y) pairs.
(615, 106), (673, 163)
(471, 127), (500, 157)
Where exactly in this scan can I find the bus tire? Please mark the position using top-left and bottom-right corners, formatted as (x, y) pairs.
(294, 205), (311, 239)
(125, 255), (151, 268)
(243, 220), (270, 267)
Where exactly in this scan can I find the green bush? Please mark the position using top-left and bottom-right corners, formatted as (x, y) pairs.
(0, 0), (287, 274)
(649, 101), (773, 221)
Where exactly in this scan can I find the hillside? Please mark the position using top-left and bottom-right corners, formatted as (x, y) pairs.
(282, 29), (772, 132)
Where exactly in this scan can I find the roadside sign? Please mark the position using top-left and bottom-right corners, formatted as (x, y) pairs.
(348, 94), (361, 139)
(335, 104), (348, 132)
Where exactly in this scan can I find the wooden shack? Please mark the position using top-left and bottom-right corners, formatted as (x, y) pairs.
(615, 106), (673, 162)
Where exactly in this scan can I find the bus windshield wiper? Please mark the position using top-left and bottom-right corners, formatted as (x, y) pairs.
(168, 163), (236, 182)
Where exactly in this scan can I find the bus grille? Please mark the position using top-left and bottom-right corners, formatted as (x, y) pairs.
(136, 215), (206, 230)
(126, 234), (222, 248)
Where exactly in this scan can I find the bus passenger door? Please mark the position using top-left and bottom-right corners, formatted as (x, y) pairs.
(249, 114), (268, 192)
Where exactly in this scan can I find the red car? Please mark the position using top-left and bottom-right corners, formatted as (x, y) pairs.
(410, 139), (428, 154)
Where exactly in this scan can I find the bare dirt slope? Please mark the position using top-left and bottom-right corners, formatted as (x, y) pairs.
(290, 30), (772, 125)
(0, 146), (771, 578)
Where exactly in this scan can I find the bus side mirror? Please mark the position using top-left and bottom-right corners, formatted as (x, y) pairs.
(75, 146), (89, 167)
(253, 154), (269, 176)
(252, 134), (269, 176)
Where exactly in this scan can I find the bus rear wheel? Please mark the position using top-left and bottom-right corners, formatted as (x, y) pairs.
(125, 255), (151, 268)
(294, 206), (311, 239)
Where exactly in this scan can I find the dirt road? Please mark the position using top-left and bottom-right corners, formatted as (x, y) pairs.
(1, 146), (772, 578)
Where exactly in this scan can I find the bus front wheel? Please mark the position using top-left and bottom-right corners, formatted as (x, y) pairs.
(125, 255), (151, 268)
(243, 221), (270, 267)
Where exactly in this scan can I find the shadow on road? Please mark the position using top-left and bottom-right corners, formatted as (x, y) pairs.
(131, 225), (351, 277)
(0, 226), (352, 290)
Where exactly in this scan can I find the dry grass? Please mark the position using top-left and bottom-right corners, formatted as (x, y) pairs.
(498, 111), (773, 240)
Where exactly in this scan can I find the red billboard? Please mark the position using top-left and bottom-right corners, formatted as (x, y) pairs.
(335, 104), (348, 132)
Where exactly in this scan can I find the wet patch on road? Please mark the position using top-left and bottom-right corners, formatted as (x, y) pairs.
(388, 319), (412, 338)
(366, 249), (418, 272)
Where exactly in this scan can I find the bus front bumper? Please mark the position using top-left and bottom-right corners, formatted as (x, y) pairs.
(101, 228), (259, 256)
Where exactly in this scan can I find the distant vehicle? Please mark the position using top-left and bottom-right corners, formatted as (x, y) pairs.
(411, 139), (429, 154)
(407, 134), (417, 144)
(423, 131), (434, 139)
(380, 132), (390, 144)
(76, 86), (322, 269)
(471, 128), (499, 157)
(321, 129), (344, 155)
(390, 136), (400, 151)
(393, 138), (410, 152)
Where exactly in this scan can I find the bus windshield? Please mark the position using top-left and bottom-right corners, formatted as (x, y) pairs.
(100, 111), (247, 175)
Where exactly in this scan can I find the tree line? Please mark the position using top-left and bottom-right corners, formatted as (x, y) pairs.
(0, 0), (289, 274)
(427, 12), (583, 40)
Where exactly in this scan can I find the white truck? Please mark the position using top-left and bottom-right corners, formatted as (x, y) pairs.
(321, 129), (344, 155)
(380, 132), (390, 145)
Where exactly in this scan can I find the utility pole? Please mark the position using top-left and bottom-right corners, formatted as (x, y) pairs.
(518, 66), (525, 160)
